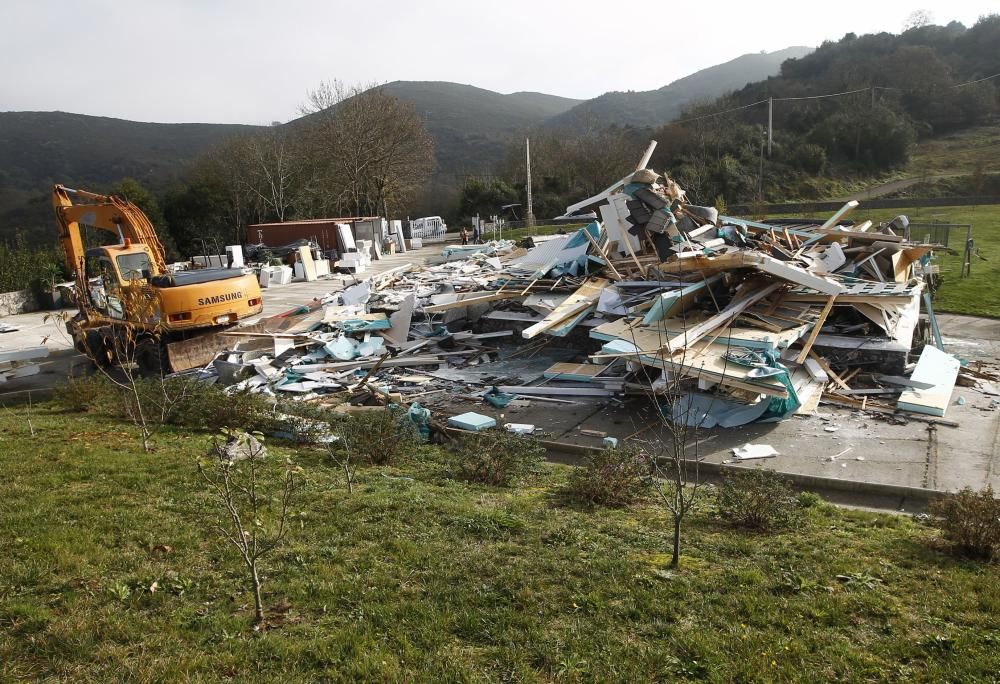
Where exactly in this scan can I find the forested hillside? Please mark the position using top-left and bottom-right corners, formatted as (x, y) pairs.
(0, 84), (580, 244)
(646, 16), (1000, 204)
(0, 112), (260, 239)
(488, 16), (1000, 214)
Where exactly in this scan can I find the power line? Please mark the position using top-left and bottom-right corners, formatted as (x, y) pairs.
(953, 72), (1000, 88)
(668, 99), (769, 126)
(773, 87), (870, 101)
(666, 72), (1000, 128)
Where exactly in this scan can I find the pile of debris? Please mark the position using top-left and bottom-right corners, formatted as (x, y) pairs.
(0, 345), (48, 385)
(192, 143), (961, 432)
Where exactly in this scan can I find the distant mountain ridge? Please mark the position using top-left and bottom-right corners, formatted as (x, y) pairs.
(546, 46), (813, 130)
(341, 81), (583, 179)
(0, 111), (260, 192)
(0, 48), (810, 236)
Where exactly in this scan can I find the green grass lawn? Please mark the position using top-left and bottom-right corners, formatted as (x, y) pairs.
(2, 406), (999, 681)
(771, 204), (1000, 318)
(497, 223), (587, 243)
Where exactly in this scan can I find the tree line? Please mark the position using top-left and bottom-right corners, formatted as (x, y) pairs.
(149, 81), (434, 259)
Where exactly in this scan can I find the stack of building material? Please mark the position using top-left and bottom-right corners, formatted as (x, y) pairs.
(337, 239), (373, 273)
(258, 265), (293, 288)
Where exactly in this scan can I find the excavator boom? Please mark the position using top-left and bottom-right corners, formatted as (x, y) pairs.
(53, 184), (167, 279)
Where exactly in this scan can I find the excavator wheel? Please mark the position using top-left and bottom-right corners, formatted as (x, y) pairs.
(84, 330), (115, 369)
(136, 338), (168, 378)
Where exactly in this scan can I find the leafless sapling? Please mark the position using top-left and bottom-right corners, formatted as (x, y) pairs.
(198, 430), (299, 626)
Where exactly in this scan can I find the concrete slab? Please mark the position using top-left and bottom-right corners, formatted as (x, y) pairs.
(421, 336), (1000, 503)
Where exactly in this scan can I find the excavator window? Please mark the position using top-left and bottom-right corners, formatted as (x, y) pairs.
(84, 255), (125, 320)
(116, 252), (152, 282)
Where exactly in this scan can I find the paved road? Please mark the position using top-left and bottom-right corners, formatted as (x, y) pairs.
(835, 173), (960, 202)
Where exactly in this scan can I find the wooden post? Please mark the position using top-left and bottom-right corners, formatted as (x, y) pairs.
(584, 228), (623, 280)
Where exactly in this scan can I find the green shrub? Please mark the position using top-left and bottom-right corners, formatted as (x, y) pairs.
(0, 233), (65, 293)
(161, 379), (277, 433)
(57, 374), (277, 434)
(928, 486), (1000, 560)
(565, 446), (650, 507)
(448, 429), (544, 487)
(796, 491), (824, 509)
(717, 469), (799, 531)
(333, 408), (420, 466)
(58, 374), (118, 412)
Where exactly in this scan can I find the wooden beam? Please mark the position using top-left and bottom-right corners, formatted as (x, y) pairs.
(661, 282), (781, 354)
(522, 278), (609, 340)
(583, 228), (623, 280)
(819, 200), (859, 230)
(795, 295), (836, 364)
(807, 351), (850, 391)
(421, 291), (524, 313)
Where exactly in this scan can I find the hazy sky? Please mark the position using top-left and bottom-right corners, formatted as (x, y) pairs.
(1, 0), (995, 124)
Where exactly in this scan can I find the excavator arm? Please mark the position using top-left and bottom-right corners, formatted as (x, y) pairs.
(52, 184), (168, 281)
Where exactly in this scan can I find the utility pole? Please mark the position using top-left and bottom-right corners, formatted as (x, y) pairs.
(758, 129), (766, 201)
(767, 97), (773, 157)
(525, 137), (535, 228)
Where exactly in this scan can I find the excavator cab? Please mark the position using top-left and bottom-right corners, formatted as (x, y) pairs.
(82, 243), (156, 320)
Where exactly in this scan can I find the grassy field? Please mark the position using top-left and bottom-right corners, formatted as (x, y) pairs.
(491, 223), (587, 243)
(908, 124), (1000, 178)
(771, 204), (1000, 318)
(2, 405), (999, 681)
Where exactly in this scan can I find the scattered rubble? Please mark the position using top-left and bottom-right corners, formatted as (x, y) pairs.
(0, 346), (48, 384)
(177, 142), (964, 438)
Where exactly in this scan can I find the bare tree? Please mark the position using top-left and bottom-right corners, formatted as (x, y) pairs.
(198, 137), (262, 244)
(245, 126), (299, 222)
(198, 431), (298, 627)
(624, 329), (709, 569)
(620, 270), (759, 568)
(325, 432), (355, 494)
(904, 9), (933, 31)
(299, 80), (435, 218)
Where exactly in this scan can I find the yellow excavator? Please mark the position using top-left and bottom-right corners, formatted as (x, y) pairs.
(53, 184), (264, 375)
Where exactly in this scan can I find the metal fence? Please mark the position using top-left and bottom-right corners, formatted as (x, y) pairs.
(905, 222), (971, 250)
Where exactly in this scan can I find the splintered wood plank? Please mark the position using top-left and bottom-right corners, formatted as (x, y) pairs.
(522, 278), (610, 340)
(588, 318), (790, 398)
(795, 295), (836, 364)
(543, 362), (609, 381)
(583, 228), (622, 280)
(282, 308), (327, 334)
(661, 282), (782, 353)
(807, 351), (850, 391)
(422, 291), (525, 313)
